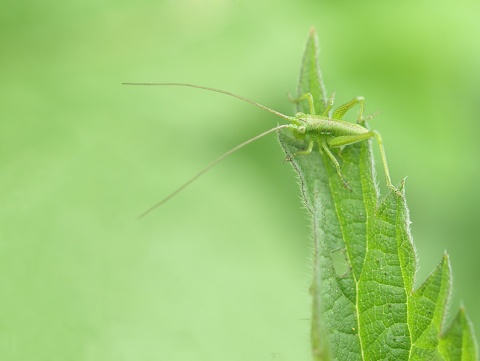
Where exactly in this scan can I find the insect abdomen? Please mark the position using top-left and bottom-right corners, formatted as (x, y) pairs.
(304, 115), (369, 136)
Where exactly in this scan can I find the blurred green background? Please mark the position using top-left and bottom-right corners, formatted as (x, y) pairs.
(1, 0), (479, 359)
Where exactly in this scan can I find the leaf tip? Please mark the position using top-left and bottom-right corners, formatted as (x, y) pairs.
(441, 251), (449, 263)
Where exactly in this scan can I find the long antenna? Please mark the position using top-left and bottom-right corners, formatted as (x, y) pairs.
(138, 124), (290, 218)
(122, 82), (294, 122)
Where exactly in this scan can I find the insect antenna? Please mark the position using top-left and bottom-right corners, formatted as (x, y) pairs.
(138, 124), (290, 218)
(122, 82), (294, 122)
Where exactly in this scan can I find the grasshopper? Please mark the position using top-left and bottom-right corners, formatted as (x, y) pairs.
(123, 83), (399, 217)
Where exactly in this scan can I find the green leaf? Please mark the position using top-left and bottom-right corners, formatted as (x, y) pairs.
(278, 28), (478, 361)
(438, 308), (479, 361)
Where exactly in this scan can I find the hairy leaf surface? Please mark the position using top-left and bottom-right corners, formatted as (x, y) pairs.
(278, 28), (478, 361)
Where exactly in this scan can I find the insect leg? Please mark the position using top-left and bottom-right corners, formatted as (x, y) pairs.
(288, 93), (316, 115)
(327, 131), (400, 195)
(371, 130), (400, 195)
(294, 139), (314, 156)
(319, 139), (351, 190)
(327, 132), (373, 148)
(332, 96), (365, 123)
(286, 139), (315, 162)
(322, 92), (336, 116)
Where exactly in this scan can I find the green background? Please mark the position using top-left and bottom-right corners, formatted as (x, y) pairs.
(1, 1), (479, 360)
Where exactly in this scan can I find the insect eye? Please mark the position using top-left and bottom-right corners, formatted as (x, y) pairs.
(297, 125), (306, 134)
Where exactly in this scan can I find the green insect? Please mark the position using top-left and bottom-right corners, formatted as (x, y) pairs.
(124, 83), (399, 217)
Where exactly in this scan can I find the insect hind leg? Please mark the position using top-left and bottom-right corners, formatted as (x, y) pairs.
(371, 130), (401, 196)
(332, 96), (366, 124)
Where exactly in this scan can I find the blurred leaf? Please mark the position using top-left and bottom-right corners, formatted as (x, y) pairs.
(438, 308), (479, 361)
(278, 28), (478, 361)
